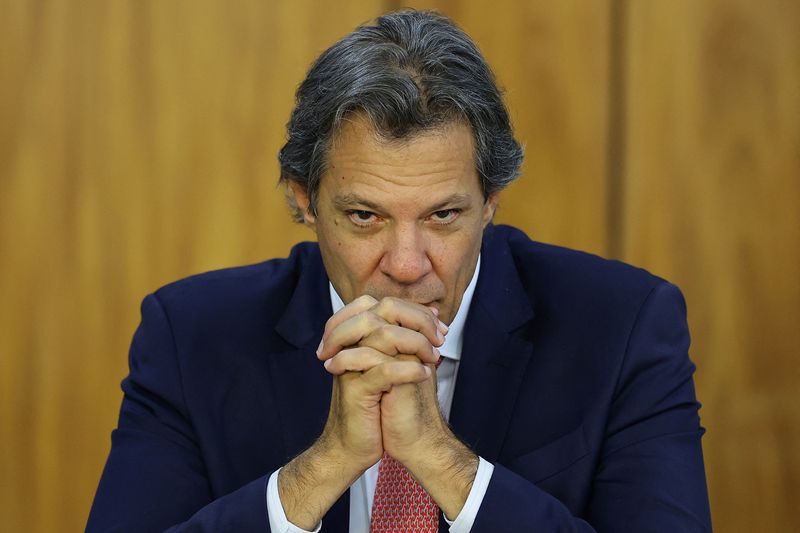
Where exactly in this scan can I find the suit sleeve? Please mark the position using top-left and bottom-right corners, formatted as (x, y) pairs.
(471, 282), (712, 532)
(86, 293), (272, 532)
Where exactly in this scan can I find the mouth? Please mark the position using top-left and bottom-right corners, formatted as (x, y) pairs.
(364, 288), (443, 307)
(419, 300), (441, 312)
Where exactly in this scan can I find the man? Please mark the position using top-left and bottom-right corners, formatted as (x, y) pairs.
(88, 10), (711, 532)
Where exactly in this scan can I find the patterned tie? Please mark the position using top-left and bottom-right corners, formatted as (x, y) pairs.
(370, 356), (443, 532)
(370, 452), (439, 532)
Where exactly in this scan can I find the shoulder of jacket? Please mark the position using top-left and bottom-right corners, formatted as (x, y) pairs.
(151, 241), (321, 312)
(491, 224), (669, 300)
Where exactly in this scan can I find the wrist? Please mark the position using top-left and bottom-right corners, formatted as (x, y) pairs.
(402, 432), (479, 520)
(316, 431), (381, 476)
(278, 439), (368, 529)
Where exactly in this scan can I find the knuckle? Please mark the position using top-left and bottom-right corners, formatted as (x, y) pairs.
(376, 323), (395, 339)
(384, 296), (408, 316)
(357, 294), (378, 308)
(323, 316), (336, 334)
(355, 311), (375, 330)
(357, 347), (378, 364)
(380, 361), (395, 378)
(362, 312), (386, 336)
(376, 297), (395, 315)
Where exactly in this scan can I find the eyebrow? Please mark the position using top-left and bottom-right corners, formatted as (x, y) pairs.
(332, 194), (383, 212)
(332, 193), (474, 213)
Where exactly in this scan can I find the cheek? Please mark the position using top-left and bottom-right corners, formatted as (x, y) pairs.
(431, 230), (480, 264)
(317, 215), (353, 251)
(320, 228), (382, 279)
(340, 249), (378, 280)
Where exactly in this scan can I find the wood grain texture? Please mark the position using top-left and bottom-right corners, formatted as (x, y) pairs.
(1, 0), (798, 531)
(621, 0), (800, 530)
(406, 0), (612, 255)
(0, 1), (383, 530)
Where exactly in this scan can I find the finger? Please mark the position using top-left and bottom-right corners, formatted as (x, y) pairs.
(321, 315), (441, 364)
(318, 310), (386, 361)
(360, 324), (440, 365)
(323, 346), (394, 375)
(317, 294), (378, 356)
(357, 360), (432, 394)
(394, 354), (440, 395)
(371, 297), (447, 348)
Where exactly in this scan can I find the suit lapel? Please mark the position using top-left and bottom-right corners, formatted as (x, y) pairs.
(268, 245), (351, 531)
(272, 245), (332, 456)
(448, 227), (535, 462)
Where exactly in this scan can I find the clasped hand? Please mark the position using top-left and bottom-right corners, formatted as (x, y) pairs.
(315, 295), (450, 470)
(278, 295), (478, 528)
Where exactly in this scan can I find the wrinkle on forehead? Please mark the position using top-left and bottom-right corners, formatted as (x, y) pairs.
(326, 115), (476, 177)
(322, 115), (479, 207)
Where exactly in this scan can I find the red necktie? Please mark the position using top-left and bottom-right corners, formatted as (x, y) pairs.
(370, 356), (443, 532)
(370, 452), (439, 532)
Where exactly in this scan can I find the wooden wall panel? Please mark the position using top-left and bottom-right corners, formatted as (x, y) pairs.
(406, 0), (612, 255)
(2, 0), (799, 530)
(621, 0), (800, 531)
(0, 1), (384, 531)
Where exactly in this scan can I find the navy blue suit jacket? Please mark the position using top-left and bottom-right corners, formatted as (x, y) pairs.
(87, 225), (711, 531)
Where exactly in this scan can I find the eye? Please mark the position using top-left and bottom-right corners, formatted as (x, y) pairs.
(430, 209), (460, 224)
(347, 210), (378, 226)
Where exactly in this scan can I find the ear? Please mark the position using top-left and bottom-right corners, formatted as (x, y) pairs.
(287, 180), (317, 229)
(481, 191), (500, 227)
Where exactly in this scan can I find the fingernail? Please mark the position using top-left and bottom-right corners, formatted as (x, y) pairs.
(428, 306), (439, 316)
(316, 339), (324, 356)
(436, 329), (444, 343)
(432, 347), (441, 359)
(439, 320), (449, 334)
(424, 366), (432, 377)
(323, 359), (331, 369)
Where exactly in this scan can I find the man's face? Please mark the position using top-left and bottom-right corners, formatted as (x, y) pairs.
(290, 115), (498, 325)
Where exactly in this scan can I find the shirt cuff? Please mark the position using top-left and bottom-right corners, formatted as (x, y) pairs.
(266, 468), (322, 533)
(444, 456), (494, 532)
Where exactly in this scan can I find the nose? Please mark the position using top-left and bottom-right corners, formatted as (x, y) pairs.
(379, 223), (433, 285)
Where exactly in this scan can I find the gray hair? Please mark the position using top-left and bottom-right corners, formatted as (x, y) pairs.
(278, 9), (524, 221)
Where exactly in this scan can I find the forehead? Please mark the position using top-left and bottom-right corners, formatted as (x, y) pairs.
(321, 115), (481, 203)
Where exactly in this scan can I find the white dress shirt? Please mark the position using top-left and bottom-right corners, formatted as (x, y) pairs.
(267, 256), (494, 532)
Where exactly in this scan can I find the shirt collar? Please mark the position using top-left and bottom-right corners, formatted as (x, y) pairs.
(328, 255), (481, 362)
